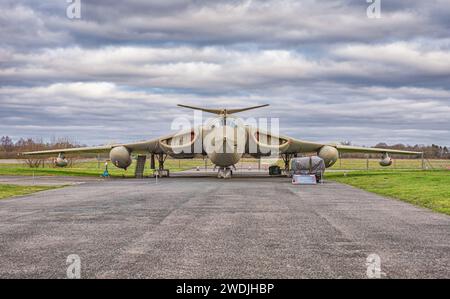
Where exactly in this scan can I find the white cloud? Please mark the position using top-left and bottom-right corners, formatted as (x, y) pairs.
(3, 43), (450, 91)
(1, 82), (449, 145)
(334, 42), (450, 75)
(0, 0), (449, 145)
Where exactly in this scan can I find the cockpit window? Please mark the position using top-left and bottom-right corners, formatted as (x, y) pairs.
(206, 116), (242, 129)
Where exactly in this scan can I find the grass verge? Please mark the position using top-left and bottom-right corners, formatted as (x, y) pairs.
(0, 184), (61, 200)
(327, 170), (450, 215)
(0, 160), (211, 177)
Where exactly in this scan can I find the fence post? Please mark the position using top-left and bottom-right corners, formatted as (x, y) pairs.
(366, 155), (369, 171)
(421, 153), (425, 170)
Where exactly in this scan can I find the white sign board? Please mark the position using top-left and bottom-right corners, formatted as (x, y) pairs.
(292, 175), (317, 185)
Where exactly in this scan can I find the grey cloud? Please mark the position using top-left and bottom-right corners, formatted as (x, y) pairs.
(2, 44), (450, 90)
(0, 4), (71, 50)
(2, 0), (449, 50)
(0, 0), (449, 146)
(1, 82), (449, 145)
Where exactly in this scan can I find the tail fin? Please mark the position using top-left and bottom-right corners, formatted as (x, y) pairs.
(177, 104), (269, 115)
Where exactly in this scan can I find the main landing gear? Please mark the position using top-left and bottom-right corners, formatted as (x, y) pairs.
(281, 153), (297, 174)
(151, 153), (170, 177)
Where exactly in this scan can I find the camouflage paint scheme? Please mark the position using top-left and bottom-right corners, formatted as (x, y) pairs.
(22, 105), (422, 175)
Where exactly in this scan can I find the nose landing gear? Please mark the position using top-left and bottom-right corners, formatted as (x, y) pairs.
(218, 167), (233, 179)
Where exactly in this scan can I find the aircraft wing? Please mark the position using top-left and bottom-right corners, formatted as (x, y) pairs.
(272, 135), (422, 156)
(20, 138), (164, 157)
(248, 130), (422, 156)
(333, 144), (422, 155)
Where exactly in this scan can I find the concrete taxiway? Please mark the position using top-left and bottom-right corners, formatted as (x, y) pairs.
(0, 175), (449, 278)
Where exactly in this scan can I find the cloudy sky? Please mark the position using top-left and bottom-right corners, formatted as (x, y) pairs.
(1, 0), (449, 146)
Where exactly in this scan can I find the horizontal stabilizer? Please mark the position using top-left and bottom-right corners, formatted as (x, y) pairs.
(177, 104), (269, 115)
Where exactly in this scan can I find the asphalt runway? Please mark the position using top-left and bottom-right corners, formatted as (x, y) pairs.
(0, 176), (449, 278)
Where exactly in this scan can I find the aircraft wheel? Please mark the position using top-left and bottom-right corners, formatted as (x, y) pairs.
(223, 168), (232, 179)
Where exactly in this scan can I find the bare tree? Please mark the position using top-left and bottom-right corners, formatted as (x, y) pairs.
(23, 158), (43, 168)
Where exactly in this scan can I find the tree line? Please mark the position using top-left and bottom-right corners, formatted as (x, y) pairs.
(0, 136), (82, 159)
(339, 142), (449, 159)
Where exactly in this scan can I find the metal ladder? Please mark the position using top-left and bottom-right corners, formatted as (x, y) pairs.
(135, 155), (147, 178)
